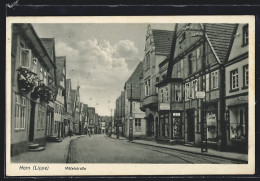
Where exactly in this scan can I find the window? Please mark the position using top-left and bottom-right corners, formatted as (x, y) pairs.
(145, 79), (150, 96)
(211, 70), (218, 89)
(44, 71), (47, 85)
(231, 69), (239, 91)
(174, 84), (182, 102)
(38, 105), (45, 130)
(160, 88), (164, 102)
(188, 54), (193, 75)
(166, 86), (169, 102)
(32, 58), (37, 73)
(40, 67), (43, 82)
(191, 79), (198, 99)
(206, 73), (210, 92)
(132, 102), (135, 110)
(242, 24), (248, 46)
(185, 82), (190, 101)
(196, 47), (201, 59)
(146, 53), (150, 70)
(243, 65), (248, 87)
(20, 48), (31, 68)
(135, 118), (141, 131)
(15, 95), (26, 130)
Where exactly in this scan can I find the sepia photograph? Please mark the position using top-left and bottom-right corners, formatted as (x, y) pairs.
(5, 16), (255, 176)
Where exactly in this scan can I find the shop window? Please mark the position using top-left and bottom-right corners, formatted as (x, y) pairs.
(242, 24), (248, 46)
(206, 112), (218, 142)
(165, 114), (169, 138)
(211, 70), (218, 89)
(172, 116), (182, 138)
(229, 106), (248, 141)
(20, 48), (31, 68)
(230, 69), (239, 91)
(135, 118), (141, 131)
(174, 84), (182, 102)
(243, 64), (248, 87)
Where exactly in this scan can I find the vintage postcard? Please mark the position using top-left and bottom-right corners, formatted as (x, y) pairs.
(5, 16), (255, 176)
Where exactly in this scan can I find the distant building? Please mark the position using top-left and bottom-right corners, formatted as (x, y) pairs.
(87, 107), (95, 134)
(54, 56), (66, 138)
(124, 62), (146, 139)
(66, 79), (73, 133)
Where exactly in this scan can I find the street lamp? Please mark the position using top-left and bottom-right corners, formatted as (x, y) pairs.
(128, 83), (134, 141)
(183, 23), (207, 152)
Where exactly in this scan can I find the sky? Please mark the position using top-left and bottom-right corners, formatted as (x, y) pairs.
(32, 23), (175, 116)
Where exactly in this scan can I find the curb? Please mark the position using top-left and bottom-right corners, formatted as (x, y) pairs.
(130, 141), (248, 163)
(63, 136), (83, 163)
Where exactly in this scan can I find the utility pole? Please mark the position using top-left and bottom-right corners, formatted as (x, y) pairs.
(129, 83), (133, 141)
(200, 23), (208, 152)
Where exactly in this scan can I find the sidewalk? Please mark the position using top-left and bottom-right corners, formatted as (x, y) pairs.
(11, 135), (83, 163)
(130, 139), (248, 163)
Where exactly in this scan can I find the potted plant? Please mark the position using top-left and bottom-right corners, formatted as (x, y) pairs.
(17, 67), (38, 93)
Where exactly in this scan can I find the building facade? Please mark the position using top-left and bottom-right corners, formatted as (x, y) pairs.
(140, 25), (174, 139)
(54, 56), (66, 138)
(168, 23), (237, 149)
(11, 24), (56, 155)
(224, 23), (249, 153)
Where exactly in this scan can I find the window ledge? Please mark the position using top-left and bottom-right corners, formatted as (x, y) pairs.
(14, 128), (25, 132)
(242, 86), (248, 90)
(229, 88), (239, 93)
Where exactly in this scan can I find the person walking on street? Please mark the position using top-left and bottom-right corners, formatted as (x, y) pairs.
(69, 128), (73, 137)
(88, 128), (91, 137)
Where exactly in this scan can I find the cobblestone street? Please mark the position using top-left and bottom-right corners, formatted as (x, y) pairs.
(67, 134), (245, 164)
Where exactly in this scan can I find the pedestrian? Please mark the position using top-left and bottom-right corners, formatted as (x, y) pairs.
(69, 128), (73, 137)
(88, 128), (91, 137)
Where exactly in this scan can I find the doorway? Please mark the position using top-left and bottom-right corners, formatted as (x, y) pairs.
(147, 114), (154, 137)
(187, 110), (195, 142)
(29, 101), (35, 142)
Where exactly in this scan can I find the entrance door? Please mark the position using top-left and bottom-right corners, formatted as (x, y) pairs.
(187, 110), (195, 142)
(147, 114), (154, 137)
(29, 101), (35, 142)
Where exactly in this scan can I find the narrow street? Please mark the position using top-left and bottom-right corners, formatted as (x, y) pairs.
(67, 135), (244, 164)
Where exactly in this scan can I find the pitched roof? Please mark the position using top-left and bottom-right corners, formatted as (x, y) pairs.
(40, 38), (55, 62)
(152, 29), (174, 55)
(125, 62), (143, 100)
(205, 23), (237, 63)
(55, 56), (66, 85)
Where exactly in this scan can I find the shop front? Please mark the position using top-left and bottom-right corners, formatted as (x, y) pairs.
(226, 95), (248, 153)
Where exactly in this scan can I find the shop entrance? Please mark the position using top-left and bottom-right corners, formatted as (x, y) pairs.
(187, 110), (195, 142)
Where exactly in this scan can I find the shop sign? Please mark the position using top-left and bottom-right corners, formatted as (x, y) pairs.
(160, 103), (170, 110)
(237, 96), (248, 101)
(196, 91), (205, 98)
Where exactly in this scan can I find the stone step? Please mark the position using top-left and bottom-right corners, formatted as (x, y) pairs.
(28, 146), (45, 152)
(28, 144), (39, 149)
